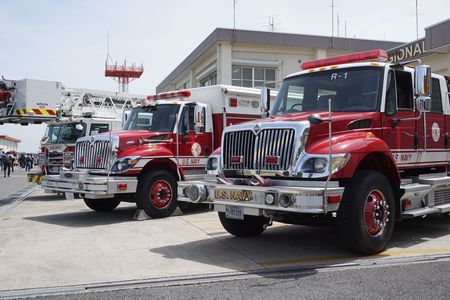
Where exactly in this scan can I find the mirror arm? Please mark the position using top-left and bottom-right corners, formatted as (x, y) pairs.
(391, 110), (423, 127)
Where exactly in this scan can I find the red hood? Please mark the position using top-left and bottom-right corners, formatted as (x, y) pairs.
(101, 130), (172, 151)
(246, 111), (375, 124)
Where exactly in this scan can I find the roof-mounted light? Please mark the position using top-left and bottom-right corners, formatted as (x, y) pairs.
(146, 90), (191, 101)
(301, 49), (388, 70)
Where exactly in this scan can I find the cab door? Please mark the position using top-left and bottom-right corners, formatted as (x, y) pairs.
(381, 69), (419, 168)
(176, 104), (212, 177)
(421, 77), (447, 167)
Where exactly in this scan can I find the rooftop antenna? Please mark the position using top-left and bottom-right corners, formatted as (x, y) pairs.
(337, 13), (340, 37)
(330, 0), (335, 48)
(233, 0), (238, 40)
(345, 20), (347, 38)
(415, 0), (419, 39)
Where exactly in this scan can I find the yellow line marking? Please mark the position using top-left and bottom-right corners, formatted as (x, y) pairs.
(260, 247), (450, 267)
(377, 247), (450, 256)
(261, 255), (356, 267)
(202, 228), (226, 231)
(187, 219), (220, 223)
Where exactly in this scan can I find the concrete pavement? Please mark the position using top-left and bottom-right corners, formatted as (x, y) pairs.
(0, 167), (32, 199)
(0, 188), (449, 297)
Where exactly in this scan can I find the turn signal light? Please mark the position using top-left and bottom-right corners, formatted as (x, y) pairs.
(327, 195), (341, 204)
(402, 199), (412, 210)
(117, 183), (128, 191)
(265, 156), (279, 165)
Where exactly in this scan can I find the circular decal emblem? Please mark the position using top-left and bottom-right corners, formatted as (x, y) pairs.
(191, 142), (201, 157)
(432, 122), (440, 142)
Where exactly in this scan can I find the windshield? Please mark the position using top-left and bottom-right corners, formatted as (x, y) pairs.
(44, 123), (86, 144)
(272, 67), (383, 115)
(123, 104), (180, 132)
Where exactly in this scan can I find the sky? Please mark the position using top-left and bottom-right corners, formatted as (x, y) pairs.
(0, 0), (449, 152)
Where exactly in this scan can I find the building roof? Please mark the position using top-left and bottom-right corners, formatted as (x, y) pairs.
(156, 28), (404, 92)
(0, 135), (21, 143)
(425, 18), (450, 52)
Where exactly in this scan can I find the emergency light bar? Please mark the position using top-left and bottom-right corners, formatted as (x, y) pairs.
(301, 49), (388, 70)
(146, 90), (191, 101)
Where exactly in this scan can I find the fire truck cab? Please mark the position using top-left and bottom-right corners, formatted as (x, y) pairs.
(178, 50), (450, 255)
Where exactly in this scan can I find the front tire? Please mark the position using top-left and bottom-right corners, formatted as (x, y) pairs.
(83, 198), (121, 212)
(337, 170), (396, 255)
(218, 212), (269, 237)
(136, 170), (178, 218)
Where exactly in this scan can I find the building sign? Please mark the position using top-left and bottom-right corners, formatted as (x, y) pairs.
(388, 39), (426, 63)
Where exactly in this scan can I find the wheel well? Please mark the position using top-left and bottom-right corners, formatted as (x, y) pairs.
(139, 159), (180, 181)
(355, 152), (401, 220)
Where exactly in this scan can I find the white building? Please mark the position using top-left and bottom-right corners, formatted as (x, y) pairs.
(0, 135), (21, 152)
(157, 19), (450, 93)
(156, 28), (403, 93)
(387, 18), (450, 75)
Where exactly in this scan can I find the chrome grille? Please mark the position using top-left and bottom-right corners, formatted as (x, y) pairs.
(223, 128), (296, 171)
(48, 151), (63, 167)
(75, 140), (112, 170)
(434, 189), (450, 206)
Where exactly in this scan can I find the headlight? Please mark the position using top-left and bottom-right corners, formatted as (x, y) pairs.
(207, 156), (218, 170)
(300, 154), (350, 174)
(301, 157), (328, 173)
(110, 156), (140, 173)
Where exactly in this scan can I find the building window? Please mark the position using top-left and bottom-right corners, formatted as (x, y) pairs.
(200, 73), (217, 87)
(232, 66), (276, 88)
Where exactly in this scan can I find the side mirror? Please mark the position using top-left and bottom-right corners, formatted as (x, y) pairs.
(261, 87), (270, 115)
(308, 114), (324, 125)
(415, 96), (431, 113)
(75, 124), (84, 131)
(414, 65), (431, 97)
(194, 105), (205, 134)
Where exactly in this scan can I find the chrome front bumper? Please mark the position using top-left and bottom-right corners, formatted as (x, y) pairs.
(42, 171), (138, 199)
(178, 180), (345, 215)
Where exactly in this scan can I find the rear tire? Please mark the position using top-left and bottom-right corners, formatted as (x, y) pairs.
(83, 198), (121, 212)
(337, 170), (395, 255)
(136, 170), (178, 218)
(218, 212), (269, 237)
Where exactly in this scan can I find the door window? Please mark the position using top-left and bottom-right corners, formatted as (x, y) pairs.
(89, 123), (110, 135)
(430, 78), (442, 113)
(179, 105), (195, 134)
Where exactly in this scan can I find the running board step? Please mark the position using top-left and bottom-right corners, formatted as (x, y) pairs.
(435, 203), (450, 213)
(419, 176), (450, 185)
(402, 207), (439, 217)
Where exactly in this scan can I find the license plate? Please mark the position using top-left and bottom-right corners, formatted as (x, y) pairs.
(225, 206), (244, 220)
(214, 189), (254, 201)
(65, 192), (75, 200)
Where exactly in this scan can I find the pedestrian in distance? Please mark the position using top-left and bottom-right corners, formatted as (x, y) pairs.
(25, 155), (31, 172)
(9, 154), (15, 173)
(1, 152), (11, 177)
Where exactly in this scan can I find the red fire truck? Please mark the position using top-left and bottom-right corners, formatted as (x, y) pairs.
(178, 50), (450, 254)
(42, 85), (275, 217)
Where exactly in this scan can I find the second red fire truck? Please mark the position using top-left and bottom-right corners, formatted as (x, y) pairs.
(42, 85), (275, 217)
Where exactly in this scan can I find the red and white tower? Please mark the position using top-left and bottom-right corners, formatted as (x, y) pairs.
(105, 54), (144, 93)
